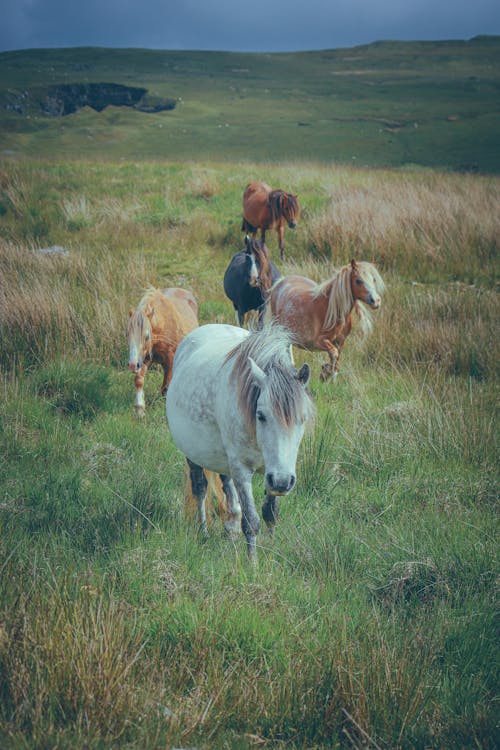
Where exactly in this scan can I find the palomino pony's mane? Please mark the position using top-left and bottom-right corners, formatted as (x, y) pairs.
(268, 190), (299, 226)
(226, 324), (314, 430)
(127, 286), (157, 336)
(248, 238), (273, 292)
(136, 286), (159, 311)
(127, 287), (178, 349)
(313, 261), (384, 334)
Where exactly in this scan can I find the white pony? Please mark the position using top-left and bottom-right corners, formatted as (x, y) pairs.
(166, 323), (314, 560)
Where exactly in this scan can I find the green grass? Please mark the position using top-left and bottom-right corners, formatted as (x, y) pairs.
(0, 154), (498, 748)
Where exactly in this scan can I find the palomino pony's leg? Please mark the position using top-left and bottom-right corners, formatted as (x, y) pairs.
(187, 458), (208, 536)
(219, 475), (242, 539)
(262, 494), (279, 535)
(160, 366), (169, 396)
(134, 363), (148, 416)
(160, 349), (175, 395)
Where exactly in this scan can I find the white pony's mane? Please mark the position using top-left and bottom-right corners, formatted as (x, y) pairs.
(227, 324), (314, 429)
(313, 261), (385, 334)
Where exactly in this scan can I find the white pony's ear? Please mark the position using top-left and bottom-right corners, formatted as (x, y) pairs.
(296, 363), (310, 386)
(248, 357), (266, 387)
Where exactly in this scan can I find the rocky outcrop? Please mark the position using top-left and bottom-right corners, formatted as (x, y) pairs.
(4, 83), (177, 117)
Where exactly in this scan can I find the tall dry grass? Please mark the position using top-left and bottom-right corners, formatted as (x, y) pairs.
(0, 239), (153, 370)
(302, 172), (499, 282)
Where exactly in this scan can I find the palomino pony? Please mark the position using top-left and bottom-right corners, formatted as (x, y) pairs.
(242, 181), (300, 260)
(166, 323), (314, 560)
(269, 260), (385, 381)
(127, 287), (198, 416)
(223, 237), (281, 328)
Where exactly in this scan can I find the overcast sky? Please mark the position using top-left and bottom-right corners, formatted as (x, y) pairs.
(1, 0), (499, 53)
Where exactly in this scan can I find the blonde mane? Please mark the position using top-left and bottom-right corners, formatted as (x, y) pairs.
(127, 287), (178, 350)
(136, 285), (159, 311)
(313, 262), (384, 335)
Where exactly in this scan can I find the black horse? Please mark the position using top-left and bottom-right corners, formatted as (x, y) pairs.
(223, 238), (281, 328)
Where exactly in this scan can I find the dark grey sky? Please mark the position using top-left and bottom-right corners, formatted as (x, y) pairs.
(1, 0), (499, 53)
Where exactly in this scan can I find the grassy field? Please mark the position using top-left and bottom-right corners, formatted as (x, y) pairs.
(0, 156), (498, 749)
(1, 37), (500, 171)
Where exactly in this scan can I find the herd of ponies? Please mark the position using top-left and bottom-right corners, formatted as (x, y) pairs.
(126, 181), (385, 560)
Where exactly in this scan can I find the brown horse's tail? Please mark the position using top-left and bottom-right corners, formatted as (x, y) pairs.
(183, 465), (227, 525)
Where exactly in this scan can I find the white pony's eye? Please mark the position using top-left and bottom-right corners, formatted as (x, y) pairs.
(257, 410), (266, 423)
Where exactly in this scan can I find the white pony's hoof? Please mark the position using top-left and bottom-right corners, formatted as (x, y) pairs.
(224, 520), (241, 540)
(134, 405), (146, 418)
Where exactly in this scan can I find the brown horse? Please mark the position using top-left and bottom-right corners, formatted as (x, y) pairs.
(269, 260), (385, 381)
(242, 181), (300, 260)
(127, 287), (198, 416)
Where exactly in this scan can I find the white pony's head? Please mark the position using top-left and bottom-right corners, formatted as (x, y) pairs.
(230, 324), (314, 496)
(249, 356), (311, 495)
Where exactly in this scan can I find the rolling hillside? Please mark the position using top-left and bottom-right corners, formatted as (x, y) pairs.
(1, 36), (499, 170)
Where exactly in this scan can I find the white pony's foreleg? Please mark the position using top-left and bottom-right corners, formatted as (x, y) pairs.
(220, 475), (242, 539)
(231, 468), (260, 561)
(262, 494), (280, 535)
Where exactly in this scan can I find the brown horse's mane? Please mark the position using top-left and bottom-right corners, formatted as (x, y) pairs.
(248, 238), (273, 293)
(268, 190), (299, 226)
(312, 261), (384, 334)
(225, 324), (314, 431)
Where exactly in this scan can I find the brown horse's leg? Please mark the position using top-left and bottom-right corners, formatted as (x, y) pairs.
(278, 224), (285, 260)
(242, 218), (256, 235)
(134, 363), (148, 416)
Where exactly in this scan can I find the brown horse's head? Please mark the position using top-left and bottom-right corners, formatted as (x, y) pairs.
(268, 190), (300, 229)
(350, 259), (384, 309)
(282, 192), (300, 229)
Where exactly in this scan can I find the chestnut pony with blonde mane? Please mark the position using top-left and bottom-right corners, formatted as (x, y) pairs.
(127, 287), (198, 415)
(269, 260), (385, 381)
(242, 181), (300, 260)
